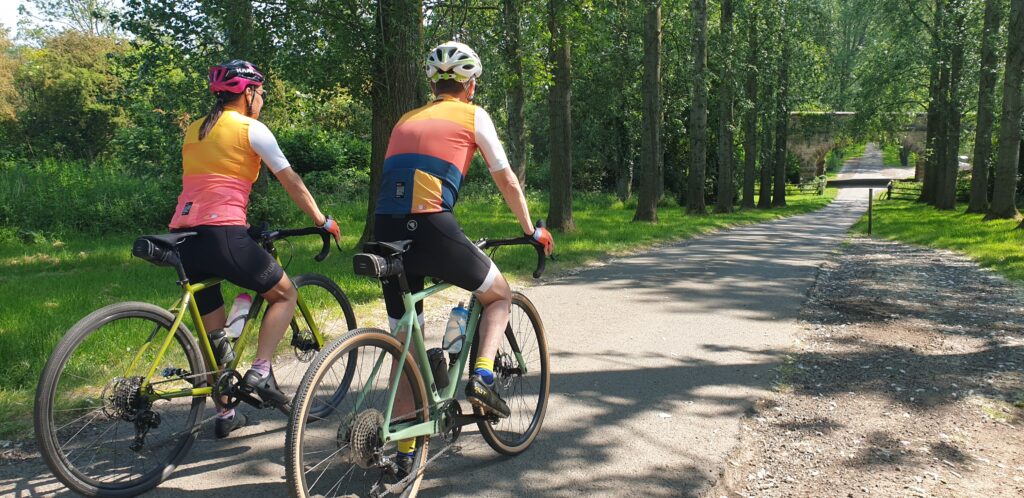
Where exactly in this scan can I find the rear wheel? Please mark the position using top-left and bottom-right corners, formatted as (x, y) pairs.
(286, 328), (429, 498)
(34, 302), (206, 497)
(469, 292), (550, 455)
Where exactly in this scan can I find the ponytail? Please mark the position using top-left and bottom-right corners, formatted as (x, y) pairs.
(198, 93), (230, 140)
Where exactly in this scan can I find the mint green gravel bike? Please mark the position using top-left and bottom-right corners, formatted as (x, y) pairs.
(285, 227), (551, 498)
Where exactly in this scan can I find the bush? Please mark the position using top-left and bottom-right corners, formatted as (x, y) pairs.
(303, 167), (370, 200)
(0, 158), (177, 234)
(276, 127), (370, 175)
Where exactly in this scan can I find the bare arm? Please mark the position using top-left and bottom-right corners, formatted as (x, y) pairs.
(491, 167), (535, 235)
(273, 167), (327, 226)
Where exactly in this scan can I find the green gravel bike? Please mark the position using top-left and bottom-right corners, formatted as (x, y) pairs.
(33, 225), (357, 497)
(285, 226), (551, 498)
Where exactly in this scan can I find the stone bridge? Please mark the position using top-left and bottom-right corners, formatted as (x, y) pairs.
(788, 112), (927, 180)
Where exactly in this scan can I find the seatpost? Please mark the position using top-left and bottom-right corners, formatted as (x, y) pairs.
(174, 261), (190, 286)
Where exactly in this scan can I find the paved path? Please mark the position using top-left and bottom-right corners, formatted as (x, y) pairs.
(1, 145), (907, 497)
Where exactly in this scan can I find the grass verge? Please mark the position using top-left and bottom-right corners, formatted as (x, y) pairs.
(851, 196), (1024, 283)
(0, 189), (836, 439)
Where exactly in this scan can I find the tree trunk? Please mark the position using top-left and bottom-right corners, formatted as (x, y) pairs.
(968, 0), (1002, 213)
(741, 3), (758, 209)
(635, 1), (662, 222)
(715, 0), (735, 213)
(900, 144), (911, 167)
(686, 0), (709, 214)
(547, 0), (575, 231)
(758, 113), (774, 209)
(360, 0), (423, 245)
(502, 0), (528, 185)
(920, 0), (945, 205)
(772, 9), (789, 208)
(936, 3), (966, 211)
(223, 0), (255, 60)
(993, 0), (1024, 220)
(615, 111), (633, 201)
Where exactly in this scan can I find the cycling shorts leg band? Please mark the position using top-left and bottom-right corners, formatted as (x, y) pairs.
(473, 261), (500, 294)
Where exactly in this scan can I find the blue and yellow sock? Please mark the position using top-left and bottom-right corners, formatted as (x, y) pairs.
(396, 438), (416, 456)
(474, 357), (494, 385)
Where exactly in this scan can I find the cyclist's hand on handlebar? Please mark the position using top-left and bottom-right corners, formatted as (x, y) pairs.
(319, 215), (342, 248)
(528, 225), (554, 256)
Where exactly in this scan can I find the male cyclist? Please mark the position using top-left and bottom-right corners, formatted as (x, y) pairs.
(169, 60), (341, 438)
(373, 41), (554, 473)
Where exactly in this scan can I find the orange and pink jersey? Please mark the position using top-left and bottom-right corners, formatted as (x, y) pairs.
(169, 110), (289, 229)
(376, 96), (509, 215)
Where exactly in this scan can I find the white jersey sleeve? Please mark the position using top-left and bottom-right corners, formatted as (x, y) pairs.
(247, 120), (291, 173)
(474, 107), (510, 172)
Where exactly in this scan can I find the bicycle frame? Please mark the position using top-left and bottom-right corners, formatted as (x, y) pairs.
(129, 251), (326, 402)
(353, 278), (525, 446)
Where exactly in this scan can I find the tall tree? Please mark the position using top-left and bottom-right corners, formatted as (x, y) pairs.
(360, 0), (423, 244)
(221, 0), (255, 59)
(0, 28), (17, 120)
(18, 0), (118, 39)
(547, 0), (575, 231)
(715, 0), (735, 213)
(758, 108), (774, 209)
(934, 0), (967, 210)
(741, 2), (759, 209)
(502, 0), (528, 185)
(920, 0), (945, 205)
(771, 1), (790, 208)
(968, 0), (1003, 213)
(635, 1), (662, 222)
(686, 0), (709, 214)
(992, 0), (1024, 220)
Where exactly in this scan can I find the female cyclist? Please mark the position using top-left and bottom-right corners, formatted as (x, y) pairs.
(168, 60), (342, 438)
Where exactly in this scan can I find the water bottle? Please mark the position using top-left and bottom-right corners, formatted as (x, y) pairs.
(442, 302), (468, 355)
(225, 293), (252, 339)
(208, 328), (236, 365)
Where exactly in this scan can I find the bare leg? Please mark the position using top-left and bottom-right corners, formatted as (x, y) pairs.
(474, 274), (512, 361)
(256, 272), (297, 362)
(200, 307), (228, 333)
(199, 306), (231, 410)
(391, 318), (421, 422)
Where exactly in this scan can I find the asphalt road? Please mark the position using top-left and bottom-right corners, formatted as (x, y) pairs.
(1, 145), (911, 497)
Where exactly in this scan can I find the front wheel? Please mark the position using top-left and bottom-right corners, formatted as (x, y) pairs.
(268, 273), (357, 415)
(286, 328), (430, 498)
(34, 302), (206, 497)
(469, 291), (551, 455)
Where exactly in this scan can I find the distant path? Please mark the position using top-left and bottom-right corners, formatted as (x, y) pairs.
(1, 144), (907, 497)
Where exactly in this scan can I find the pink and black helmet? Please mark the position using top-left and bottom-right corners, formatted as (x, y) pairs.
(208, 60), (264, 94)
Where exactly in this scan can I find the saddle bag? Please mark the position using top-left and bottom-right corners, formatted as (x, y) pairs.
(132, 237), (180, 267)
(352, 253), (403, 279)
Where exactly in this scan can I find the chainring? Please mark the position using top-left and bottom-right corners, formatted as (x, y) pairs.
(442, 400), (463, 443)
(212, 370), (243, 409)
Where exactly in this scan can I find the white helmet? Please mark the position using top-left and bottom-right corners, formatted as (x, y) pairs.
(425, 41), (483, 83)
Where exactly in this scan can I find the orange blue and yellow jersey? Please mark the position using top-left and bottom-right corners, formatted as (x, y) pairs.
(169, 110), (290, 229)
(375, 96), (510, 215)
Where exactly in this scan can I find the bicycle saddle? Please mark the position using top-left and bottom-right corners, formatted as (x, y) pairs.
(362, 240), (413, 257)
(141, 232), (198, 247)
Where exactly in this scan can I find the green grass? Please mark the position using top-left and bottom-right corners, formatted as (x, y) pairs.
(851, 196), (1024, 282)
(0, 189), (837, 439)
(881, 144), (919, 168)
